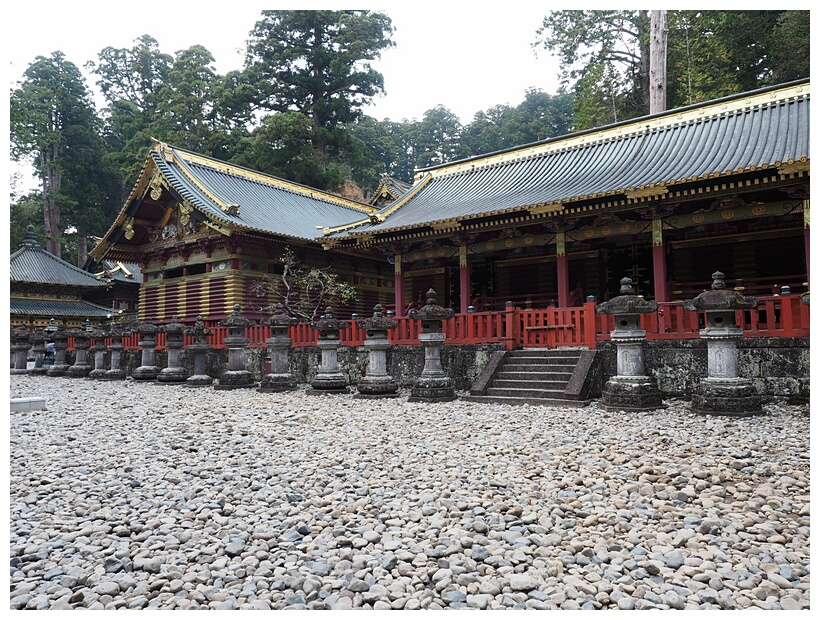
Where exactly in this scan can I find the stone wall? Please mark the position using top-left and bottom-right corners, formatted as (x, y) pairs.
(596, 337), (809, 401)
(119, 343), (507, 391)
(80, 337), (808, 400)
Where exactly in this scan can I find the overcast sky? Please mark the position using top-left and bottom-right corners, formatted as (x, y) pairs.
(8, 2), (561, 124)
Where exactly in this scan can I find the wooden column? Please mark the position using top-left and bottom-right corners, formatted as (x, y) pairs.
(556, 232), (569, 307)
(394, 254), (405, 317)
(804, 199), (810, 286)
(459, 245), (471, 314)
(652, 218), (669, 302)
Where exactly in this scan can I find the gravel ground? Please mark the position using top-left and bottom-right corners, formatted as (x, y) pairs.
(9, 375), (810, 610)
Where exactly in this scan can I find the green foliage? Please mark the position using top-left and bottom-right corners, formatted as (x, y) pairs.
(10, 193), (44, 248)
(240, 10), (395, 190)
(10, 51), (121, 262)
(463, 89), (575, 155)
(535, 10), (810, 129)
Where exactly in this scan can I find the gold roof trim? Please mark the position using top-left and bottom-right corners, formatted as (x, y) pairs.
(172, 147), (377, 214)
(320, 174), (433, 237)
(417, 82), (809, 181)
(625, 186), (670, 200)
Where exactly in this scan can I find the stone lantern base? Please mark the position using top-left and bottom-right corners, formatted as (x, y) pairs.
(132, 365), (160, 381)
(187, 374), (213, 387)
(258, 373), (297, 393)
(214, 370), (255, 390)
(691, 378), (763, 417)
(408, 376), (456, 403)
(157, 366), (189, 383)
(305, 374), (350, 395)
(65, 363), (93, 378)
(355, 377), (399, 399)
(600, 376), (665, 412)
(102, 369), (127, 381)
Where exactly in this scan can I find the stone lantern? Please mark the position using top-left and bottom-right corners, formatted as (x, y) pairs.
(65, 326), (93, 377)
(684, 270), (762, 416)
(132, 320), (161, 381)
(596, 276), (664, 411)
(258, 304), (299, 393)
(408, 288), (456, 402)
(103, 317), (127, 380)
(87, 323), (109, 379)
(10, 325), (30, 375)
(29, 328), (48, 375)
(215, 304), (256, 390)
(46, 322), (70, 377)
(158, 316), (188, 382)
(306, 307), (350, 394)
(355, 304), (399, 398)
(184, 315), (214, 387)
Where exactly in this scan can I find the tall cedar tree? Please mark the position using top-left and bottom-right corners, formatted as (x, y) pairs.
(242, 10), (394, 191)
(10, 52), (119, 262)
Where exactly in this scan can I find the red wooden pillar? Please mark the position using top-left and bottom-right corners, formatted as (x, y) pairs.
(804, 199), (810, 287)
(394, 254), (405, 317)
(459, 245), (470, 314)
(556, 232), (569, 307)
(651, 218), (669, 302)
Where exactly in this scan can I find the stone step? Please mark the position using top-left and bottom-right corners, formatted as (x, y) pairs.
(507, 349), (585, 357)
(492, 379), (568, 390)
(499, 362), (577, 373)
(487, 387), (568, 399)
(462, 394), (591, 408)
(496, 371), (573, 381)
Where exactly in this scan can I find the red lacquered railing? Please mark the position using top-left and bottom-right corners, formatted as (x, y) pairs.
(73, 294), (809, 352)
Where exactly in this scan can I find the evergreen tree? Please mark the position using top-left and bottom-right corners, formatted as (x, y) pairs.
(241, 10), (395, 190)
(10, 52), (118, 261)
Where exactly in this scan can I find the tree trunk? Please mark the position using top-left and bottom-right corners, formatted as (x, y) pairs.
(76, 223), (88, 267)
(40, 149), (62, 258)
(649, 10), (668, 114)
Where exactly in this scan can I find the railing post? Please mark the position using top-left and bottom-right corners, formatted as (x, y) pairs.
(780, 295), (795, 335)
(583, 301), (597, 349)
(504, 301), (516, 350)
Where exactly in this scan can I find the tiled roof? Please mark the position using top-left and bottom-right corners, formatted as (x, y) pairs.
(152, 146), (377, 241)
(92, 261), (142, 284)
(10, 297), (113, 318)
(327, 80), (809, 239)
(10, 229), (110, 288)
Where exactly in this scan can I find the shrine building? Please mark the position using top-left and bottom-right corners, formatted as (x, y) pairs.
(89, 79), (809, 325)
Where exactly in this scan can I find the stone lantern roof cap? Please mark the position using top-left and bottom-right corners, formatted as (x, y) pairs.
(596, 277), (658, 315)
(357, 304), (398, 331)
(261, 303), (299, 327)
(408, 289), (455, 321)
(310, 307), (349, 331)
(132, 320), (160, 335)
(684, 271), (758, 311)
(184, 315), (214, 337)
(219, 304), (256, 328)
(162, 316), (186, 334)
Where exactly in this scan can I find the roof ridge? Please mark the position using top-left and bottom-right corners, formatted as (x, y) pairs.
(416, 80), (810, 181)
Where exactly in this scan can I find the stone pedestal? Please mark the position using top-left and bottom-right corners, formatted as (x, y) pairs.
(157, 316), (188, 383)
(306, 307), (350, 395)
(685, 271), (763, 417)
(103, 319), (127, 381)
(258, 304), (298, 393)
(29, 329), (48, 375)
(132, 321), (161, 381)
(408, 289), (456, 403)
(185, 316), (213, 387)
(596, 277), (664, 411)
(46, 324), (70, 377)
(65, 329), (93, 377)
(10, 325), (30, 375)
(214, 304), (256, 390)
(87, 325), (109, 379)
(355, 304), (399, 398)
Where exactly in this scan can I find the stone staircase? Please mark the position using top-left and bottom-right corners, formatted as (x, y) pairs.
(463, 349), (593, 407)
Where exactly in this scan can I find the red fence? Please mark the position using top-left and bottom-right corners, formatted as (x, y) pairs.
(70, 295), (807, 352)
